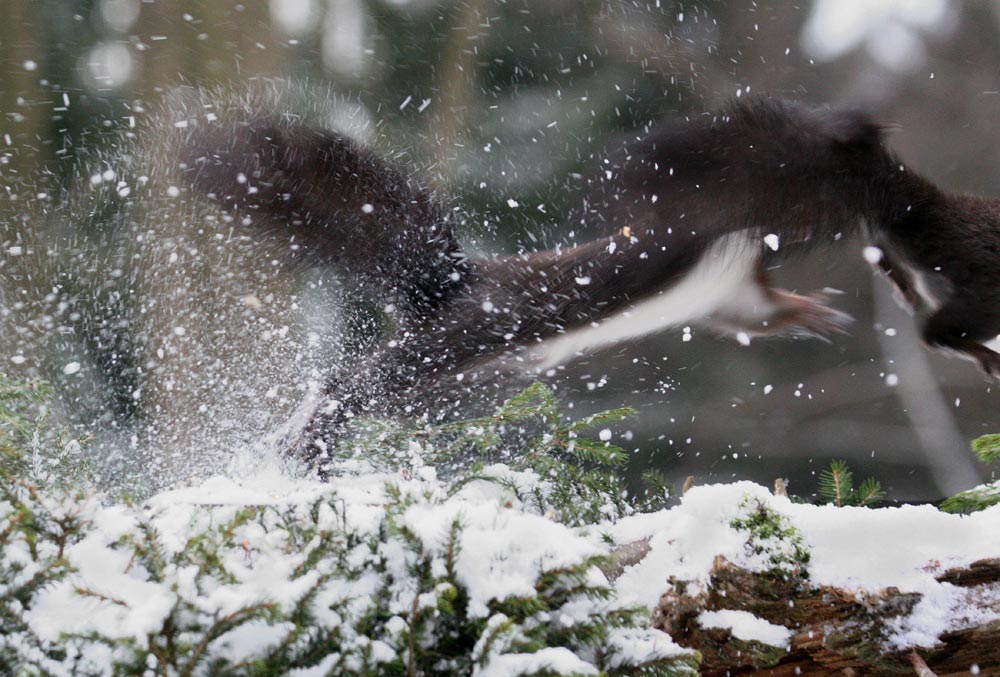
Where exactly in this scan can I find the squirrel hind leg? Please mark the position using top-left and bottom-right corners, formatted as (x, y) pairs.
(758, 288), (853, 340)
(708, 265), (852, 341)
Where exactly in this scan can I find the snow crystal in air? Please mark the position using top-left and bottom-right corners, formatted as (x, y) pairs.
(862, 246), (883, 264)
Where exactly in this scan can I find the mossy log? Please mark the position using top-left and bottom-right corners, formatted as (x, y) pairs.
(648, 554), (1000, 676)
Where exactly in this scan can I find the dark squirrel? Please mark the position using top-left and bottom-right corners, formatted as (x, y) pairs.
(176, 96), (1000, 472)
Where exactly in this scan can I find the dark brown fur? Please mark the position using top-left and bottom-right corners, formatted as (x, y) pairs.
(178, 97), (1000, 471)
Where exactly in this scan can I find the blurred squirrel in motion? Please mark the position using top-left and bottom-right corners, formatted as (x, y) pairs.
(177, 96), (1000, 472)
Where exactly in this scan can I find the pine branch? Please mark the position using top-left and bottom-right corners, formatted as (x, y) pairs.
(819, 460), (853, 507)
(855, 477), (886, 507)
(942, 433), (1000, 514)
(972, 434), (1000, 463)
(815, 460), (883, 508)
(940, 482), (1000, 514)
(0, 379), (696, 675)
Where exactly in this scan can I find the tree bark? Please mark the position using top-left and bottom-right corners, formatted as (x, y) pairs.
(648, 555), (1000, 676)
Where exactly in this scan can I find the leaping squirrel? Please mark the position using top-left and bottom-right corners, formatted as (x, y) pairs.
(176, 96), (1000, 471)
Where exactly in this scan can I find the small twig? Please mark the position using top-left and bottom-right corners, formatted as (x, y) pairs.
(180, 603), (277, 677)
(74, 587), (129, 608)
(148, 640), (170, 677)
(907, 650), (938, 677)
(682, 476), (695, 495)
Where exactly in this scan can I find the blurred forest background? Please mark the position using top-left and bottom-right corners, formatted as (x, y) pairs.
(2, 0), (1000, 499)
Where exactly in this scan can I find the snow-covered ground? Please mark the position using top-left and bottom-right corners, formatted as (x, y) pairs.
(5, 458), (1000, 675)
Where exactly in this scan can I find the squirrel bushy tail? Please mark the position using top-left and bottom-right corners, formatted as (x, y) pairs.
(175, 108), (467, 314)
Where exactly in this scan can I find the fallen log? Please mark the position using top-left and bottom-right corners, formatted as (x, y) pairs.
(649, 555), (1000, 676)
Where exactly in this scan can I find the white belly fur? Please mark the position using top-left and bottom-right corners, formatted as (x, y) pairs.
(533, 233), (761, 369)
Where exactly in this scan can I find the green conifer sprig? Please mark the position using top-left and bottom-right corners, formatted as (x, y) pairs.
(0, 373), (49, 439)
(971, 434), (1000, 463)
(941, 434), (1000, 514)
(730, 498), (811, 580)
(634, 470), (673, 514)
(0, 471), (91, 673)
(940, 482), (1000, 515)
(350, 382), (653, 526)
(817, 460), (885, 507)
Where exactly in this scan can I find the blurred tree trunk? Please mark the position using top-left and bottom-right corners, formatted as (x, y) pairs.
(0, 0), (49, 179)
